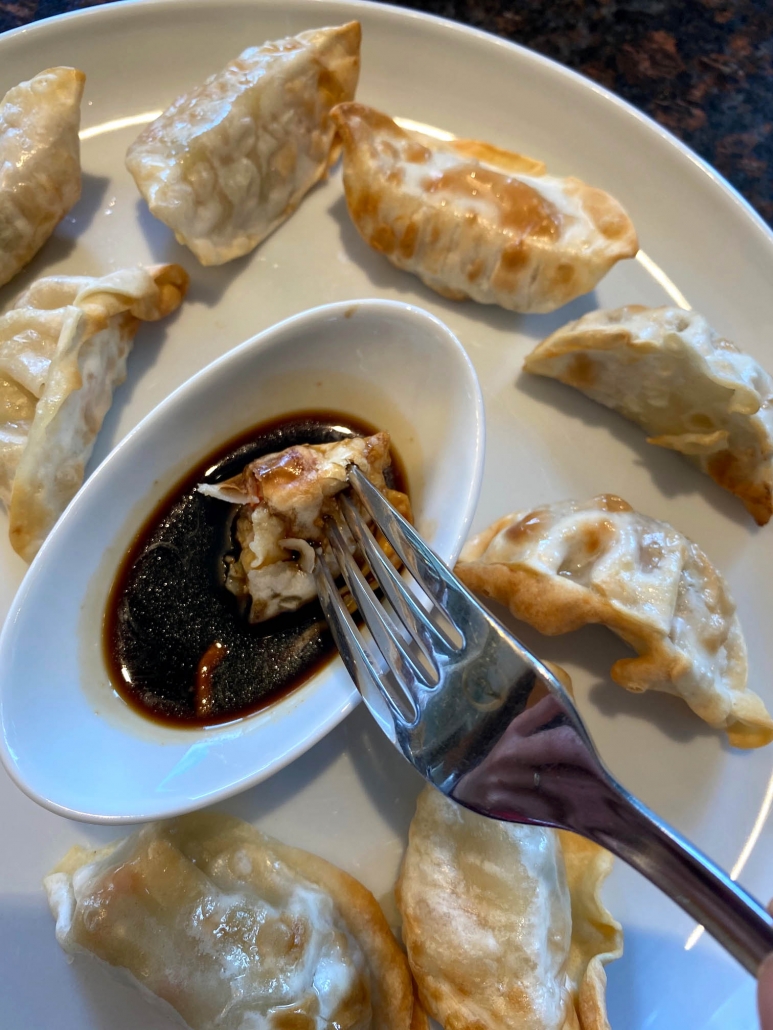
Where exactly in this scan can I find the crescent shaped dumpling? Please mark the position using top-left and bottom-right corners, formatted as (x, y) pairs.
(0, 264), (189, 561)
(330, 103), (638, 314)
(126, 23), (361, 265)
(199, 432), (410, 622)
(45, 812), (422, 1030)
(524, 305), (773, 526)
(0, 67), (85, 287)
(396, 786), (622, 1030)
(456, 495), (773, 748)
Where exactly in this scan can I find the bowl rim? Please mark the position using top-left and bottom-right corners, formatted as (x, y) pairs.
(0, 297), (485, 822)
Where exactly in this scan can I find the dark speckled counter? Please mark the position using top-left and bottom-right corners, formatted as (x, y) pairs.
(2, 0), (772, 226)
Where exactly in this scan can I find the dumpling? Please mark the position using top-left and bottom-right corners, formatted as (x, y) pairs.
(45, 811), (422, 1030)
(330, 103), (638, 314)
(0, 264), (189, 561)
(455, 495), (773, 748)
(126, 23), (361, 265)
(396, 786), (622, 1030)
(0, 67), (85, 287)
(199, 432), (410, 622)
(524, 305), (773, 525)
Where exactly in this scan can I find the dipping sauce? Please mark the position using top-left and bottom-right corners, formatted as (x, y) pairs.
(104, 411), (407, 727)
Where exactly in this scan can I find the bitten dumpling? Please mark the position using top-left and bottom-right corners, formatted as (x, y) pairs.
(45, 812), (422, 1030)
(0, 67), (85, 287)
(0, 264), (188, 561)
(330, 103), (638, 314)
(199, 432), (411, 622)
(524, 305), (773, 525)
(126, 23), (361, 265)
(456, 495), (773, 748)
(396, 786), (622, 1030)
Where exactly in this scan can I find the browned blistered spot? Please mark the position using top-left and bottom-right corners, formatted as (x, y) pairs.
(405, 141), (430, 163)
(466, 258), (484, 283)
(349, 188), (380, 223)
(317, 66), (348, 108)
(566, 353), (597, 389)
(369, 224), (397, 254)
(386, 167), (405, 187)
(707, 451), (773, 525)
(255, 448), (316, 487)
(505, 510), (551, 543)
(422, 164), (560, 237)
(580, 184), (636, 243)
(398, 219), (419, 259)
(596, 494), (633, 513)
(498, 243), (528, 273)
(580, 520), (614, 556)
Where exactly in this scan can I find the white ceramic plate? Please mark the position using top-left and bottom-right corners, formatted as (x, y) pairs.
(1, 2), (772, 1027)
(0, 298), (483, 822)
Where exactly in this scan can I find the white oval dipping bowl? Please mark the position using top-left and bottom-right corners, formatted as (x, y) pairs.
(0, 299), (484, 823)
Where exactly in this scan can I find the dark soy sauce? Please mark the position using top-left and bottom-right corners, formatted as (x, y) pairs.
(104, 411), (406, 727)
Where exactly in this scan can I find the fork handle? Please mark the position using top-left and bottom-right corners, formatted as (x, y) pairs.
(589, 783), (773, 976)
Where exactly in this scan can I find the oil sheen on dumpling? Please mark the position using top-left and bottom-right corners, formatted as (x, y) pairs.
(525, 305), (773, 525)
(199, 432), (410, 622)
(396, 787), (622, 1030)
(330, 103), (638, 314)
(456, 495), (773, 748)
(126, 23), (361, 265)
(0, 264), (189, 562)
(0, 67), (85, 287)
(45, 812), (421, 1030)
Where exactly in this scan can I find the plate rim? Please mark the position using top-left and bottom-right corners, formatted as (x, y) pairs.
(1, 0), (771, 261)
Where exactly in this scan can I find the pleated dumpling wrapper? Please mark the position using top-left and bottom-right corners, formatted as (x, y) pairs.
(330, 103), (638, 314)
(524, 305), (773, 525)
(396, 786), (622, 1030)
(0, 67), (85, 287)
(126, 22), (361, 265)
(199, 431), (411, 622)
(44, 812), (424, 1030)
(456, 495), (773, 748)
(0, 264), (188, 562)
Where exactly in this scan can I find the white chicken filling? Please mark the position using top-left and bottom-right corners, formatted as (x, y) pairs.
(199, 432), (406, 622)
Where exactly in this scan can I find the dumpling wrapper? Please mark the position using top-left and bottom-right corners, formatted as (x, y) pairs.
(330, 103), (638, 314)
(0, 264), (189, 561)
(0, 67), (84, 287)
(126, 23), (361, 265)
(396, 786), (622, 1030)
(45, 812), (423, 1030)
(524, 305), (773, 526)
(199, 432), (411, 622)
(456, 495), (773, 748)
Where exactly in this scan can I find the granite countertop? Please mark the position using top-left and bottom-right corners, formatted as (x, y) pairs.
(1, 0), (771, 226)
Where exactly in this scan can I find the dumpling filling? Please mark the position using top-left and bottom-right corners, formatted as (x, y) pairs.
(199, 431), (410, 622)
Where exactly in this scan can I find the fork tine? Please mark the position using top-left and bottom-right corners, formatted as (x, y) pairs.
(348, 466), (476, 628)
(325, 516), (435, 692)
(338, 493), (452, 663)
(312, 544), (416, 727)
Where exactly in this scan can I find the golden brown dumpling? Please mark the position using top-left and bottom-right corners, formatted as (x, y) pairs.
(0, 264), (188, 561)
(396, 787), (622, 1030)
(456, 495), (773, 748)
(525, 305), (773, 525)
(330, 103), (638, 314)
(126, 23), (361, 265)
(199, 431), (410, 622)
(45, 812), (422, 1030)
(0, 67), (84, 287)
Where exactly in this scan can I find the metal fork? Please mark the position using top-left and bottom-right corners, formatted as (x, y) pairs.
(313, 466), (773, 977)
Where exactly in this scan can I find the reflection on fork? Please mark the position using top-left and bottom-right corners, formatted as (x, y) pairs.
(313, 466), (773, 978)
